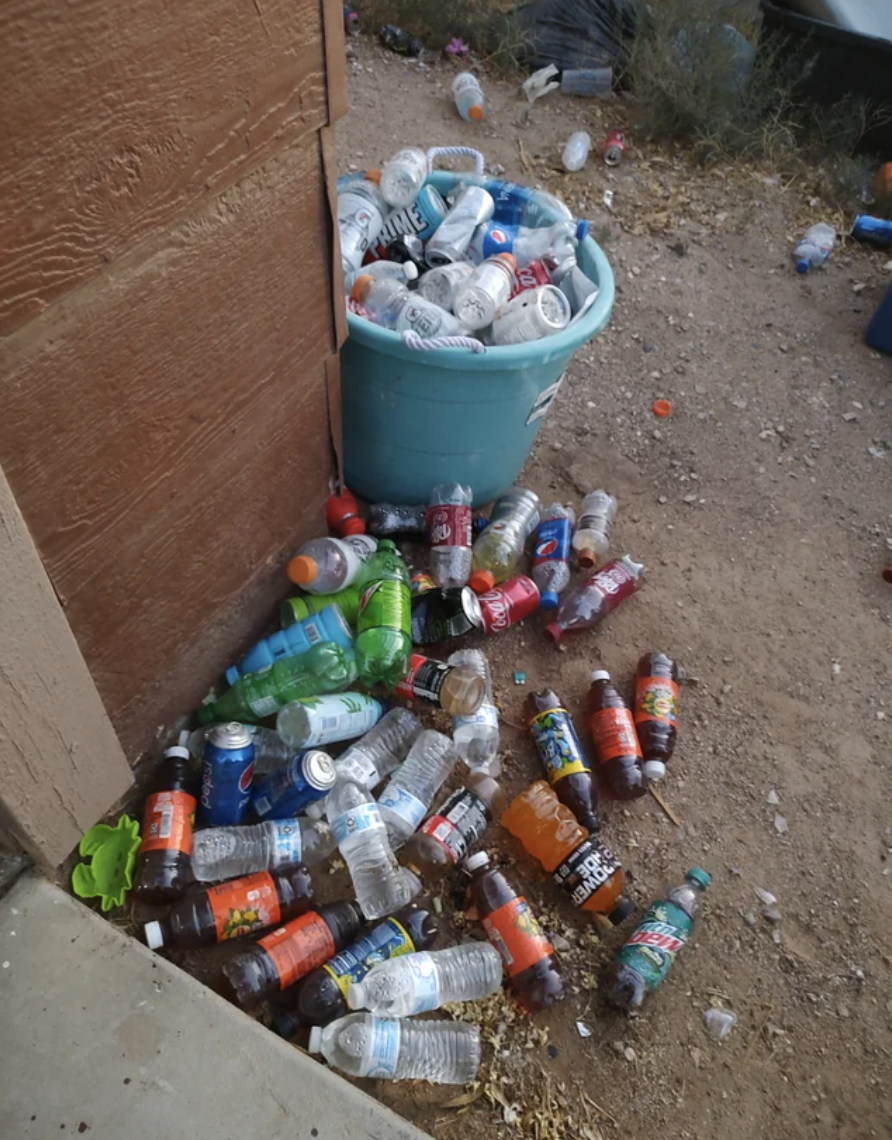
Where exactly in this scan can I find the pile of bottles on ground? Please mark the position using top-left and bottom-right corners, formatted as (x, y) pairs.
(340, 138), (600, 347)
(133, 482), (709, 1086)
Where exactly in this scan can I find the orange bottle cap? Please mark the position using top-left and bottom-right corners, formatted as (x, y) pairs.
(652, 399), (672, 418)
(576, 547), (597, 570)
(287, 555), (318, 585)
(468, 105), (484, 122)
(469, 569), (495, 594)
(350, 275), (375, 303)
(366, 168), (382, 184)
(543, 622), (562, 644)
(497, 253), (517, 270)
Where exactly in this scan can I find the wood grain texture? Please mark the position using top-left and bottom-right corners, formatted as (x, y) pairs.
(321, 0), (349, 124)
(0, 0), (328, 337)
(0, 137), (337, 760)
(0, 466), (133, 866)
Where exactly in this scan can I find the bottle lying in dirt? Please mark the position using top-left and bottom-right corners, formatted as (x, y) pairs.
(394, 653), (485, 715)
(348, 941), (503, 1017)
(402, 771), (505, 879)
(501, 781), (633, 924)
(277, 693), (384, 749)
(223, 901), (363, 1008)
(309, 1013), (481, 1084)
(427, 482), (474, 587)
(600, 868), (710, 1012)
(449, 648), (500, 775)
(282, 586), (361, 631)
(572, 490), (617, 569)
(192, 818), (336, 881)
(634, 653), (679, 783)
(469, 487), (540, 593)
(134, 745), (197, 904)
(367, 502), (427, 537)
(377, 730), (459, 849)
(465, 851), (564, 1013)
(288, 535), (377, 594)
(587, 671), (646, 800)
(277, 905), (438, 1031)
(525, 688), (600, 833)
(544, 555), (644, 643)
(531, 502), (576, 609)
(793, 222), (835, 274)
(143, 865), (314, 951)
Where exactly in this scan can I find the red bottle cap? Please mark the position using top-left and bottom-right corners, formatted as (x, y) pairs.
(544, 622), (562, 643)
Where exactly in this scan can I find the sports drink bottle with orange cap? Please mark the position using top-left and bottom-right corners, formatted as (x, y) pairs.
(287, 535), (377, 594)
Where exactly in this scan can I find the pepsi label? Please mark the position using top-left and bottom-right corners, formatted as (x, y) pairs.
(469, 222), (517, 263)
(533, 518), (572, 568)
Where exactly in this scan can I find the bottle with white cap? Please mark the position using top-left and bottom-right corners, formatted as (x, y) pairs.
(380, 146), (429, 207)
(490, 285), (571, 345)
(586, 670), (646, 799)
(418, 263), (475, 312)
(347, 941), (504, 1017)
(345, 260), (419, 291)
(454, 253), (517, 331)
(191, 818), (336, 881)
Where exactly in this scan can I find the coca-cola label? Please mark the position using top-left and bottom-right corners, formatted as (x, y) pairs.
(426, 505), (472, 550)
(553, 839), (621, 908)
(510, 259), (552, 299)
(418, 787), (491, 865)
(394, 654), (450, 704)
(532, 518), (572, 567)
(478, 576), (540, 634)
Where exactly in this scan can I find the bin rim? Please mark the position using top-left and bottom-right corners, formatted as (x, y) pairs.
(339, 170), (614, 372)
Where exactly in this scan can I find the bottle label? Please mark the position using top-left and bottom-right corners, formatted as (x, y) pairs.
(532, 518), (571, 567)
(587, 560), (636, 613)
(259, 911), (337, 990)
(377, 784), (428, 831)
(426, 505), (472, 550)
(246, 693), (281, 718)
(331, 802), (386, 845)
(270, 820), (303, 868)
(356, 1016), (402, 1079)
(322, 917), (417, 999)
(528, 708), (590, 783)
(614, 900), (693, 994)
(394, 654), (450, 705)
(635, 676), (679, 726)
(590, 707), (642, 763)
(358, 580), (411, 637)
(139, 790), (196, 855)
(453, 702), (500, 734)
(208, 872), (281, 941)
(402, 951), (441, 1013)
(419, 787), (492, 865)
(299, 696), (381, 747)
(482, 897), (553, 978)
(338, 752), (379, 790)
(553, 840), (621, 909)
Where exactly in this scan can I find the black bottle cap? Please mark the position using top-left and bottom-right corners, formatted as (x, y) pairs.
(607, 897), (636, 926)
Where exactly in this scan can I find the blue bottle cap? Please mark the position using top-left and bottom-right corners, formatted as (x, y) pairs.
(540, 590), (559, 609)
(224, 665), (240, 686)
(685, 867), (711, 890)
(575, 219), (590, 243)
(795, 259), (809, 275)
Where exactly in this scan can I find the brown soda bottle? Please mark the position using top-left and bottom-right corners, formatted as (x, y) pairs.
(223, 901), (363, 1009)
(142, 865), (314, 951)
(525, 688), (600, 833)
(634, 652), (679, 783)
(587, 670), (646, 800)
(403, 771), (506, 880)
(465, 851), (564, 1013)
(134, 744), (198, 903)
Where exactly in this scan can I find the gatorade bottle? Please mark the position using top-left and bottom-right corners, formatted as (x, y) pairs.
(403, 772), (505, 880)
(634, 653), (679, 782)
(452, 72), (485, 122)
(287, 535), (377, 594)
(134, 745), (197, 903)
(223, 901), (363, 1009)
(501, 782), (633, 924)
(525, 689), (600, 833)
(465, 851), (563, 1013)
(143, 866), (314, 951)
(587, 671), (646, 800)
(355, 539), (412, 689)
(282, 587), (361, 630)
(276, 905), (438, 1031)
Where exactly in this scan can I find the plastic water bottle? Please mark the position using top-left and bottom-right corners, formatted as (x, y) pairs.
(277, 692), (384, 748)
(793, 223), (835, 274)
(452, 72), (485, 122)
(469, 487), (540, 593)
(513, 221), (579, 267)
(348, 942), (504, 1016)
(287, 535), (377, 593)
(454, 253), (517, 330)
(449, 648), (500, 774)
(531, 503), (576, 608)
(187, 724), (293, 776)
(355, 539), (412, 689)
(304, 707), (423, 820)
(428, 483), (473, 587)
(350, 276), (468, 338)
(338, 180), (388, 274)
(377, 729), (459, 848)
(327, 779), (420, 919)
(192, 819), (336, 881)
(490, 286), (571, 345)
(562, 131), (591, 172)
(572, 490), (617, 569)
(225, 603), (354, 685)
(380, 146), (429, 207)
(309, 1013), (481, 1084)
(367, 502), (427, 536)
(345, 260), (419, 290)
(418, 263), (475, 312)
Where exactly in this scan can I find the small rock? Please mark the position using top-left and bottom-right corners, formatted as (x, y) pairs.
(766, 789), (779, 805)
(837, 1003), (851, 1019)
(624, 1046), (637, 1063)
(852, 283), (867, 294)
(552, 934), (571, 953)
(843, 412), (858, 422)
(877, 711), (886, 721)
(831, 662), (841, 676)
(774, 814), (788, 835)
(613, 1040), (626, 1058)
(743, 911), (757, 928)
(690, 1046), (704, 1068)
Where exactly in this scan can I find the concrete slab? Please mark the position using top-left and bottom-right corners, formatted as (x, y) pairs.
(0, 873), (432, 1140)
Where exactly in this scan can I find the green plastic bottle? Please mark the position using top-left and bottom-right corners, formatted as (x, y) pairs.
(355, 540), (412, 689)
(198, 643), (357, 725)
(282, 587), (361, 630)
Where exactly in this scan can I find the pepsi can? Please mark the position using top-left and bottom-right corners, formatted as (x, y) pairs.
(251, 750), (337, 820)
(198, 722), (255, 826)
(851, 215), (892, 248)
(468, 221), (518, 263)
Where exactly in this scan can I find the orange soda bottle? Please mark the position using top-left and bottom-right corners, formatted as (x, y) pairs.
(501, 781), (634, 926)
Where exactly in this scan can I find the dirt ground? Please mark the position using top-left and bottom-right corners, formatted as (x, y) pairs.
(327, 41), (892, 1140)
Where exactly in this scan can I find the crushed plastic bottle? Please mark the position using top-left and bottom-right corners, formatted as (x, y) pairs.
(531, 503), (576, 609)
(380, 146), (429, 208)
(562, 131), (592, 172)
(449, 648), (500, 775)
(469, 487), (540, 593)
(355, 539), (412, 689)
(348, 941), (503, 1017)
(545, 555), (645, 643)
(427, 483), (473, 587)
(452, 72), (485, 122)
(377, 729), (459, 848)
(287, 535), (377, 594)
(192, 819), (336, 881)
(454, 254), (517, 331)
(351, 276), (468, 338)
(470, 220), (582, 268)
(573, 490), (617, 569)
(793, 223), (835, 274)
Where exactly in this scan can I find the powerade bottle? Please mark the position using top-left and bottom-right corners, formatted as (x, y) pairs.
(600, 868), (710, 1012)
(531, 503), (575, 609)
(355, 539), (412, 689)
(225, 604), (354, 684)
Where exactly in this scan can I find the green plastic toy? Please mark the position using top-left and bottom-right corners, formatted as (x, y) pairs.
(71, 815), (141, 912)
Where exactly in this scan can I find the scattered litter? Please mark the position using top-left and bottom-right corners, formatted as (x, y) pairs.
(576, 1020), (593, 1038)
(851, 215), (892, 248)
(603, 128), (626, 167)
(379, 24), (424, 57)
(755, 886), (777, 907)
(703, 1008), (738, 1041)
(868, 446), (887, 460)
(766, 789), (779, 805)
(522, 64), (561, 104)
(603, 189), (615, 210)
(793, 222), (835, 274)
(774, 814), (789, 835)
(652, 399), (672, 418)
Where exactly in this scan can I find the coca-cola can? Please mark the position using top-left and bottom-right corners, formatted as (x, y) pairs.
(510, 259), (553, 300)
(603, 128), (626, 167)
(478, 575), (541, 634)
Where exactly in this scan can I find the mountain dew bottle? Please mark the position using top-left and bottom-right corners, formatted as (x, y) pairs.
(355, 540), (412, 689)
(281, 586), (361, 630)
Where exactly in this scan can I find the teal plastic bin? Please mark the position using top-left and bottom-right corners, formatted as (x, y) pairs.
(340, 170), (615, 506)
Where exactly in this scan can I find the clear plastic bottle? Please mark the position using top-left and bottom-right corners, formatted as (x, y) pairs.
(544, 555), (645, 643)
(345, 260), (419, 291)
(562, 131), (591, 173)
(449, 648), (500, 774)
(277, 693), (384, 749)
(402, 771), (505, 878)
(512, 221), (578, 267)
(454, 253), (517, 330)
(490, 286), (571, 346)
(327, 779), (420, 919)
(351, 276), (467, 338)
(531, 503), (576, 609)
(309, 1013), (481, 1084)
(380, 146), (429, 208)
(793, 223), (835, 274)
(348, 941), (504, 1016)
(469, 487), (540, 593)
(287, 535), (377, 593)
(338, 180), (388, 275)
(377, 730), (459, 848)
(573, 490), (617, 569)
(394, 653), (485, 715)
(418, 263), (475, 312)
(191, 819), (336, 881)
(187, 724), (293, 776)
(452, 72), (485, 122)
(355, 539), (412, 689)
(367, 502), (428, 537)
(428, 482), (473, 587)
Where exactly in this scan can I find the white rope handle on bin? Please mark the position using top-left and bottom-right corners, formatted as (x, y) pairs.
(401, 330), (486, 354)
(426, 147), (486, 178)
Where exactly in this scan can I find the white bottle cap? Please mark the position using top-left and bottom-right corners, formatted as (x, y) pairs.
(642, 760), (666, 781)
(464, 851), (489, 872)
(144, 921), (164, 950)
(346, 982), (365, 1010)
(591, 670), (610, 682)
(308, 1026), (323, 1054)
(403, 262), (419, 282)
(163, 745), (190, 760)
